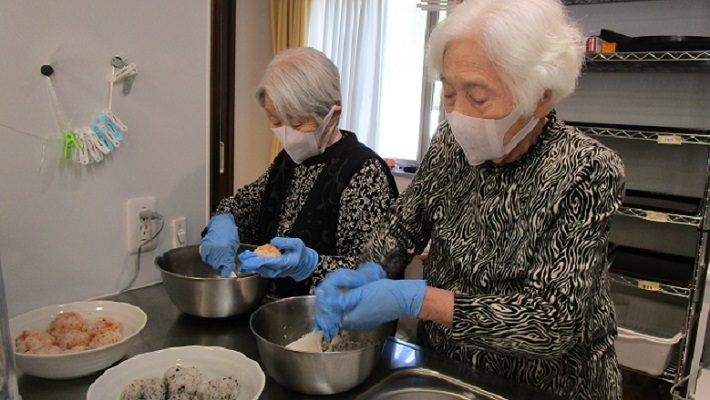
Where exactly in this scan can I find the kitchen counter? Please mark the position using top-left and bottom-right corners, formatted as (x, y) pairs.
(17, 283), (561, 400)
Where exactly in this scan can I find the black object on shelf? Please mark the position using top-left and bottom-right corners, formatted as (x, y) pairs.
(599, 29), (710, 52)
(401, 164), (417, 173)
(608, 245), (694, 288)
(623, 189), (702, 216)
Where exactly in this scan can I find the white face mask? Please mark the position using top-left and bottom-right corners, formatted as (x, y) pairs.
(446, 108), (540, 166)
(272, 106), (338, 164)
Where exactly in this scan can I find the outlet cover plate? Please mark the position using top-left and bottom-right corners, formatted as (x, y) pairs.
(126, 196), (157, 254)
(171, 217), (187, 248)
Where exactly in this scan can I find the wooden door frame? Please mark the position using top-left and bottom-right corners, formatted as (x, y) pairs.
(210, 0), (236, 212)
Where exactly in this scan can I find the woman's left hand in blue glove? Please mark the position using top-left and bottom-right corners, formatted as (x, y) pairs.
(237, 237), (318, 281)
(338, 279), (427, 331)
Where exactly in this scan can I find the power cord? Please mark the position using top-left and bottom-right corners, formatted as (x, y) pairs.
(121, 210), (164, 293)
(670, 374), (692, 400)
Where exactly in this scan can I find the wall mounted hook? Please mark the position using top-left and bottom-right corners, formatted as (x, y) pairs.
(40, 65), (54, 77)
(110, 56), (136, 95)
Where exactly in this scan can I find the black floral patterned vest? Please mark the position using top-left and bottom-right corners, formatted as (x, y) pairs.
(259, 131), (397, 297)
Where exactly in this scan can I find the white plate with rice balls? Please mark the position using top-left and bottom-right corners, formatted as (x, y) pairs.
(87, 345), (265, 400)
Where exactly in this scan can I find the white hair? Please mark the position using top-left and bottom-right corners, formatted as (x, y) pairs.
(256, 47), (341, 124)
(427, 0), (583, 115)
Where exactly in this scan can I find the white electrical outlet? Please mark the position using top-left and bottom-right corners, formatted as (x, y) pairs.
(126, 196), (158, 254)
(171, 217), (187, 248)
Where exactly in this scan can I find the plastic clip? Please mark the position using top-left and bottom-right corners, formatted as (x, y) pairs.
(98, 113), (124, 142)
(91, 125), (113, 153)
(63, 130), (81, 160)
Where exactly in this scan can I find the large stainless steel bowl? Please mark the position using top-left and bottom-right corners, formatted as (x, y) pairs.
(155, 244), (267, 318)
(249, 295), (395, 395)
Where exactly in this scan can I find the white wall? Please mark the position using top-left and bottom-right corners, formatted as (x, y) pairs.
(234, 0), (274, 188)
(0, 1), (210, 316)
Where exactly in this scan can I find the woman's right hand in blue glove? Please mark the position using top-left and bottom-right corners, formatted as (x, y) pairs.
(313, 262), (387, 339)
(199, 213), (240, 278)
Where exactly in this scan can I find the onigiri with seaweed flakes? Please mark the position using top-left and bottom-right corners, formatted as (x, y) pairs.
(164, 365), (202, 397)
(120, 377), (166, 400)
(198, 377), (240, 400)
(167, 394), (198, 400)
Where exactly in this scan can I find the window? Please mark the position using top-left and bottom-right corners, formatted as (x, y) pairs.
(375, 1), (427, 161)
(308, 1), (449, 163)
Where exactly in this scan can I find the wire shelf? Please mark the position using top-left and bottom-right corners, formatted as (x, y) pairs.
(587, 51), (710, 63)
(615, 206), (703, 228)
(571, 124), (710, 146)
(609, 272), (691, 299)
(662, 365), (677, 384)
(619, 364), (677, 385)
(584, 51), (710, 72)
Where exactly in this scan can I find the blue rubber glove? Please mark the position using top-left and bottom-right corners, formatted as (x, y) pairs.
(313, 262), (386, 340)
(237, 237), (318, 281)
(314, 282), (343, 341)
(320, 262), (386, 291)
(339, 279), (427, 331)
(199, 213), (239, 278)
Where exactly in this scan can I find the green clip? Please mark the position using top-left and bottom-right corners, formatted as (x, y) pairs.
(63, 130), (81, 160)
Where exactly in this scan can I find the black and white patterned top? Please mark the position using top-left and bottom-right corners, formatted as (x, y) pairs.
(363, 113), (625, 399)
(216, 155), (396, 290)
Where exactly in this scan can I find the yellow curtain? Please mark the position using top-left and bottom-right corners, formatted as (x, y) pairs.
(268, 0), (311, 159)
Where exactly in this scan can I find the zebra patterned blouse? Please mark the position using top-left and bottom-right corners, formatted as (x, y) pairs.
(363, 113), (625, 399)
(216, 156), (396, 291)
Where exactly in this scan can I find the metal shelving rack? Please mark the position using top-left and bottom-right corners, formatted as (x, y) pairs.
(584, 51), (710, 73)
(558, 4), (710, 388)
(608, 272), (691, 299)
(569, 120), (710, 398)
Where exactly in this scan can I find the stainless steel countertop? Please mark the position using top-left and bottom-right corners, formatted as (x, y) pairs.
(17, 283), (561, 400)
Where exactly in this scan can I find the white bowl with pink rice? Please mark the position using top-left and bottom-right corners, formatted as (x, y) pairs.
(9, 300), (147, 379)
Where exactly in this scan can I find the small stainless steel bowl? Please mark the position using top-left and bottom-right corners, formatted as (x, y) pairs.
(249, 295), (395, 395)
(155, 244), (267, 318)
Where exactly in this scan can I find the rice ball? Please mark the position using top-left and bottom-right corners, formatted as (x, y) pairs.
(55, 329), (91, 350)
(34, 344), (63, 354)
(254, 243), (281, 257)
(89, 329), (122, 348)
(120, 377), (166, 400)
(84, 316), (121, 336)
(63, 345), (89, 353)
(164, 365), (202, 397)
(168, 394), (199, 400)
(48, 311), (86, 336)
(15, 329), (55, 353)
(198, 377), (240, 400)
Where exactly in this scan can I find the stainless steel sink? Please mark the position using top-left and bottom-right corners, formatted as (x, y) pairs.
(350, 338), (563, 400)
(355, 367), (506, 400)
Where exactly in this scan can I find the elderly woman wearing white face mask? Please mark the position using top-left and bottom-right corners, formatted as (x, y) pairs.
(315, 0), (624, 398)
(200, 47), (398, 298)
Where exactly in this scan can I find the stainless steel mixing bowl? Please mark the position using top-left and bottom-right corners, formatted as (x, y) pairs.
(249, 295), (395, 395)
(155, 244), (268, 318)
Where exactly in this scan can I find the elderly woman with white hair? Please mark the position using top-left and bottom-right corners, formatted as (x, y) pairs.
(315, 0), (624, 398)
(200, 47), (398, 298)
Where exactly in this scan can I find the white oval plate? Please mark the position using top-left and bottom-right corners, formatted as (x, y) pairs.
(87, 345), (265, 400)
